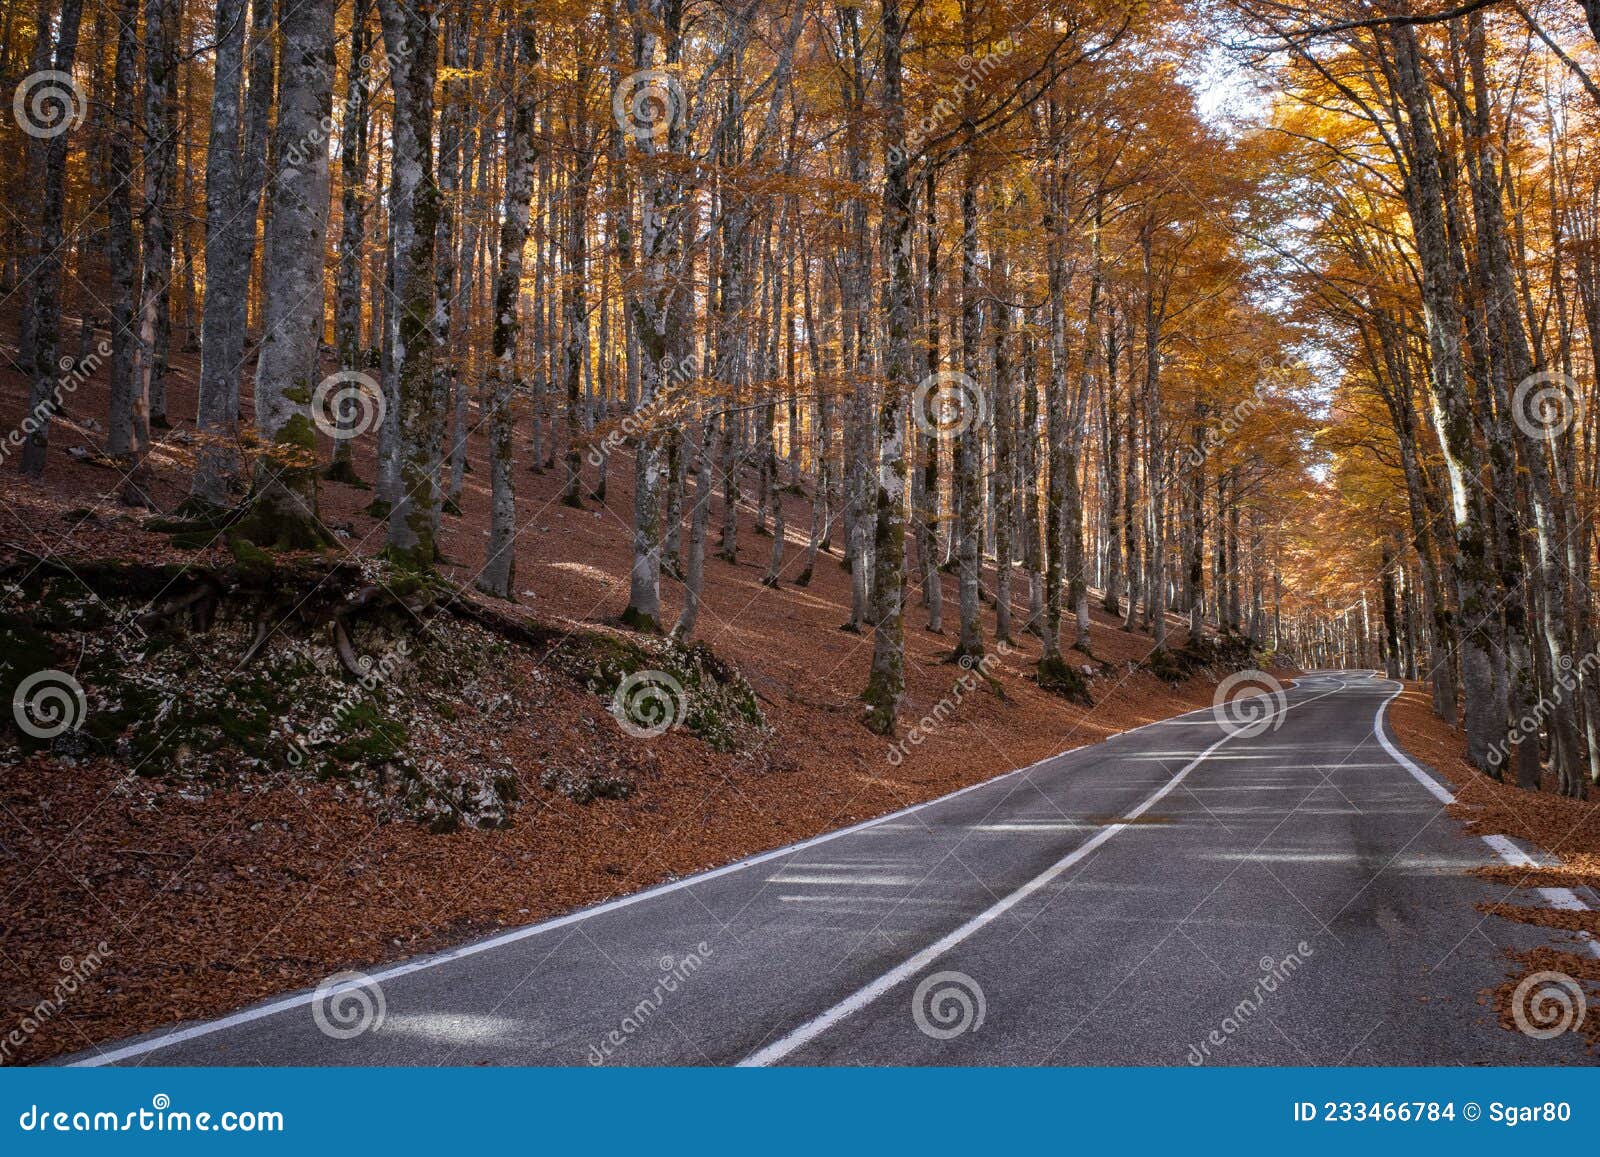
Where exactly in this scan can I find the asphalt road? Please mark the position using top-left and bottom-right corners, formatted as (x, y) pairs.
(71, 671), (1596, 1066)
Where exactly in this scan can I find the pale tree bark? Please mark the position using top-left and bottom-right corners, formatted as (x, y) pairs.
(1021, 327), (1044, 635)
(448, 49), (491, 512)
(560, 59), (594, 510)
(674, 417), (716, 640)
(191, 0), (250, 504)
(243, 0), (335, 547)
(1140, 217), (1169, 654)
(761, 205), (790, 587)
(795, 247), (832, 589)
(620, 0), (687, 632)
(1100, 310), (1123, 616)
(326, 0), (373, 487)
(992, 247), (1016, 645)
(1067, 207), (1101, 653)
(1041, 130), (1070, 671)
(863, 0), (912, 734)
(378, 0), (441, 567)
(953, 147), (984, 662)
(920, 167), (945, 632)
(478, 23), (539, 600)
(136, 0), (178, 437)
(427, 13), (468, 530)
(1387, 24), (1504, 773)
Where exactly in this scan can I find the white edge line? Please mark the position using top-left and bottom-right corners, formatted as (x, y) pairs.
(71, 683), (1265, 1066)
(1371, 684), (1600, 959)
(737, 675), (1339, 1067)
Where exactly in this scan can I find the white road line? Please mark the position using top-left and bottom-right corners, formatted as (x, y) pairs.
(737, 680), (1340, 1067)
(1371, 685), (1600, 958)
(73, 683), (1264, 1066)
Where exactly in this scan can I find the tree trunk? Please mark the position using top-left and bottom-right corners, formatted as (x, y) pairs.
(478, 24), (538, 599)
(243, 0), (335, 548)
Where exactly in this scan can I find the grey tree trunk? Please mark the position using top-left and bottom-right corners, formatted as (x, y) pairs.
(327, 0), (372, 488)
(863, 0), (912, 734)
(478, 24), (539, 600)
(103, 0), (141, 479)
(243, 0), (335, 547)
(953, 151), (984, 662)
(1387, 25), (1505, 773)
(135, 0), (178, 438)
(191, 0), (249, 503)
(378, 0), (441, 567)
(16, 0), (85, 479)
(674, 418), (716, 641)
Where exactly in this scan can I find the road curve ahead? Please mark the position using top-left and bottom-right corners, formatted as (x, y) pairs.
(72, 671), (1594, 1067)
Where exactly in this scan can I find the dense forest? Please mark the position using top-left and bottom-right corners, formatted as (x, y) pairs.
(4, 0), (1599, 800)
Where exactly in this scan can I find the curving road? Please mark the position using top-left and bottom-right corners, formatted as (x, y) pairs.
(69, 671), (1596, 1066)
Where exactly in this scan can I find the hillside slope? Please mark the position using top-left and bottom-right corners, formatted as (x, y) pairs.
(0, 325), (1279, 1064)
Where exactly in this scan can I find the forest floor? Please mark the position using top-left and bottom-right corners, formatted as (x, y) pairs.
(1387, 686), (1600, 1044)
(0, 321), (1287, 1064)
